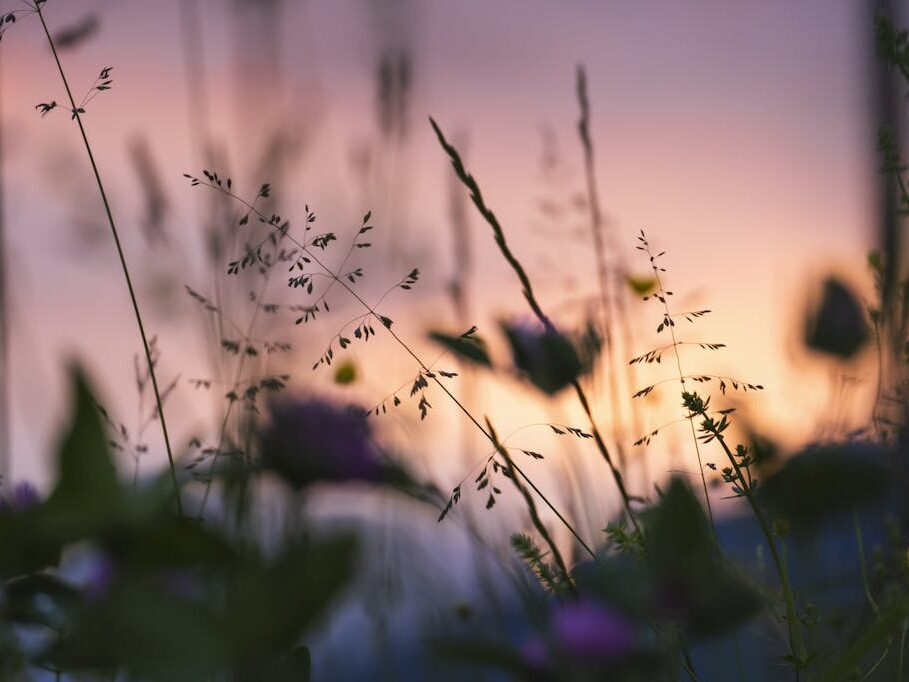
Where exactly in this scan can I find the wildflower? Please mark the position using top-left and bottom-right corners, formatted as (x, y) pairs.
(521, 600), (636, 670)
(259, 397), (383, 489)
(550, 600), (635, 663)
(804, 277), (868, 359)
(501, 320), (585, 395)
(0, 482), (40, 512)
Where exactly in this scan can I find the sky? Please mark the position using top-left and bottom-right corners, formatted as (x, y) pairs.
(0, 0), (893, 525)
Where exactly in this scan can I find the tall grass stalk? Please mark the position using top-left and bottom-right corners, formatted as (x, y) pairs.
(430, 117), (641, 533)
(691, 401), (808, 675)
(637, 236), (716, 527)
(575, 65), (631, 476)
(487, 418), (576, 595)
(34, 3), (182, 514)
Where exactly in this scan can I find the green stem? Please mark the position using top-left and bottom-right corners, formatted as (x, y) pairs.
(431, 116), (641, 534)
(852, 508), (880, 615)
(487, 418), (576, 595)
(35, 4), (182, 514)
(576, 64), (629, 474)
(192, 179), (594, 556)
(712, 428), (806, 675)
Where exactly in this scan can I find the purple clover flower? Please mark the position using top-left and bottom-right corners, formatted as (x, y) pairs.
(0, 481), (40, 512)
(260, 397), (383, 489)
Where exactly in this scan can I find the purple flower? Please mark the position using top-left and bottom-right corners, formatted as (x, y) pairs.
(551, 600), (635, 664)
(260, 397), (383, 489)
(501, 320), (585, 395)
(0, 481), (40, 512)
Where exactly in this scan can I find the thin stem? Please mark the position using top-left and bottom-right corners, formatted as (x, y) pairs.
(852, 508), (880, 614)
(898, 618), (907, 680)
(197, 266), (277, 519)
(35, 4), (182, 514)
(641, 237), (716, 531)
(710, 427), (807, 673)
(487, 418), (576, 594)
(191, 179), (594, 556)
(431, 117), (641, 533)
(576, 64), (629, 473)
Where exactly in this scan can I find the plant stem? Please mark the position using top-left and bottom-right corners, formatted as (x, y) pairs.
(853, 508), (880, 614)
(431, 116), (641, 533)
(193, 179), (595, 556)
(35, 4), (182, 514)
(640, 236), (716, 531)
(487, 418), (576, 594)
(575, 65), (630, 474)
(710, 426), (807, 674)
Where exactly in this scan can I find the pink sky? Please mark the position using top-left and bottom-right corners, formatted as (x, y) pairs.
(0, 0), (885, 522)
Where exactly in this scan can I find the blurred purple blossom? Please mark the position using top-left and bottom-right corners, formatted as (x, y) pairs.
(260, 397), (383, 489)
(523, 600), (635, 669)
(0, 481), (40, 512)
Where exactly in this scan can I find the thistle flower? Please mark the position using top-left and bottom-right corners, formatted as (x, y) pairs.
(259, 397), (383, 489)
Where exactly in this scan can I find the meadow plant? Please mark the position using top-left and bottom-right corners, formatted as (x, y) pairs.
(3, 3), (909, 680)
(2, 0), (182, 512)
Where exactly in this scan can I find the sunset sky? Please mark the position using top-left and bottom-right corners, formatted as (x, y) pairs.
(0, 0), (889, 521)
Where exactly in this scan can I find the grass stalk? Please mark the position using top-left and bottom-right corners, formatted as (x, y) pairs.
(705, 421), (807, 675)
(35, 3), (182, 514)
(638, 236), (716, 529)
(853, 509), (880, 614)
(430, 116), (641, 533)
(191, 177), (595, 557)
(575, 65), (630, 474)
(487, 418), (576, 593)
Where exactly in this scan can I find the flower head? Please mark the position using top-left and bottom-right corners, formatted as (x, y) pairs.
(502, 320), (585, 395)
(259, 397), (383, 489)
(550, 600), (635, 663)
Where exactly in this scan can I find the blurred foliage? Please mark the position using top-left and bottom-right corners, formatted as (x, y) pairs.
(0, 369), (356, 680)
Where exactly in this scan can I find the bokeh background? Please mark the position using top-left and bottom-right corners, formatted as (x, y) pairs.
(0, 0), (889, 546)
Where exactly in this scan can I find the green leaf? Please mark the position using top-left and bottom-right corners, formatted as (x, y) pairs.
(642, 477), (762, 636)
(49, 367), (118, 513)
(817, 599), (909, 682)
(758, 443), (891, 528)
(226, 534), (357, 661)
(428, 330), (492, 367)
